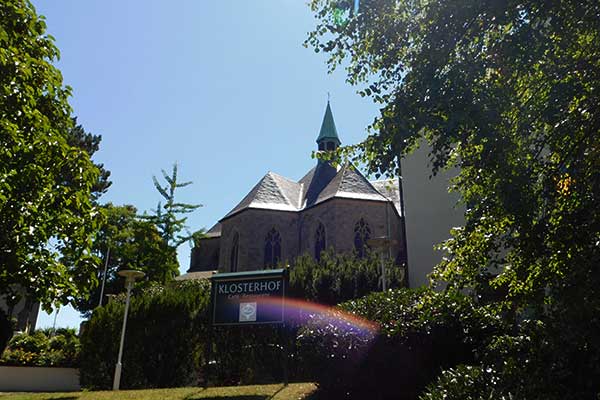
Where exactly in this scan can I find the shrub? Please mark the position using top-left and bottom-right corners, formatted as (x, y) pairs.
(80, 279), (211, 389)
(290, 249), (404, 304)
(297, 288), (505, 400)
(0, 309), (12, 356)
(0, 328), (80, 367)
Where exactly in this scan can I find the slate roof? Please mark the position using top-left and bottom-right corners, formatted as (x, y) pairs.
(218, 102), (401, 221)
(205, 223), (222, 238)
(371, 178), (402, 216)
(222, 172), (302, 219)
(221, 163), (402, 220)
(175, 270), (217, 281)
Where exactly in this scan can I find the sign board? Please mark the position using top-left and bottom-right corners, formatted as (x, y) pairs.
(210, 269), (287, 326)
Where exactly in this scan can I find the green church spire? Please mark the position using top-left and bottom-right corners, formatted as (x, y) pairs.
(316, 101), (341, 148)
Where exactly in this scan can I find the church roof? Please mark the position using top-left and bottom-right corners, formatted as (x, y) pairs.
(314, 163), (389, 205)
(205, 223), (222, 238)
(371, 178), (402, 216)
(218, 102), (401, 221)
(223, 172), (302, 219)
(221, 164), (401, 221)
(316, 101), (341, 145)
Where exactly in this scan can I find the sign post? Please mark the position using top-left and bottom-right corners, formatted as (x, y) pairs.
(207, 269), (289, 385)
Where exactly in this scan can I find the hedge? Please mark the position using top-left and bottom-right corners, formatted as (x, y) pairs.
(80, 279), (210, 389)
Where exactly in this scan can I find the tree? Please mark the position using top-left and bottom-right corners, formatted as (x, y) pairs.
(75, 204), (179, 316)
(307, 0), (600, 397)
(145, 163), (201, 248)
(65, 117), (111, 200)
(289, 248), (404, 305)
(0, 1), (100, 313)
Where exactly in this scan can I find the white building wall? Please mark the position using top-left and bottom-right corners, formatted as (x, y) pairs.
(402, 142), (464, 288)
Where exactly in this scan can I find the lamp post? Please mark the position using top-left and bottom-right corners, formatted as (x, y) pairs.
(113, 269), (145, 391)
(367, 237), (398, 291)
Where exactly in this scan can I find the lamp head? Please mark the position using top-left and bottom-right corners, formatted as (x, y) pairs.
(117, 269), (146, 284)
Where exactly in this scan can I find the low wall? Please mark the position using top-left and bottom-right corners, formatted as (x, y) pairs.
(0, 366), (80, 392)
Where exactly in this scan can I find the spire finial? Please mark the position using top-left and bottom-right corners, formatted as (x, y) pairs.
(327, 91), (330, 103)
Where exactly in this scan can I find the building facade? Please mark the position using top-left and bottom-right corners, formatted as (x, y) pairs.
(188, 102), (405, 274)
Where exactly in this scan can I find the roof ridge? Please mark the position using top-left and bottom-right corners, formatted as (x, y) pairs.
(266, 171), (303, 209)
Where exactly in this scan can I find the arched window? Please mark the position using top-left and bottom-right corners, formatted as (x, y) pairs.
(230, 232), (239, 272)
(314, 222), (326, 261)
(354, 218), (371, 258)
(264, 228), (282, 267)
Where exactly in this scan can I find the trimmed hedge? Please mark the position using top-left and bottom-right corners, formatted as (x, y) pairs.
(80, 279), (210, 389)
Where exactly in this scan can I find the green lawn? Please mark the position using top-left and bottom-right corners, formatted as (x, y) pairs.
(0, 383), (317, 400)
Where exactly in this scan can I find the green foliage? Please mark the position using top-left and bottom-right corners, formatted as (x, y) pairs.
(144, 163), (202, 248)
(80, 279), (210, 389)
(289, 249), (404, 304)
(65, 117), (112, 200)
(0, 309), (12, 355)
(298, 288), (504, 399)
(307, 0), (600, 397)
(210, 325), (287, 386)
(75, 203), (179, 315)
(0, 0), (100, 311)
(0, 328), (80, 367)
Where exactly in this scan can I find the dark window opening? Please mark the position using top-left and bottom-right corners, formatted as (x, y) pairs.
(326, 142), (335, 151)
(264, 228), (282, 267)
(354, 218), (371, 258)
(314, 223), (326, 261)
(230, 232), (239, 272)
(318, 142), (325, 151)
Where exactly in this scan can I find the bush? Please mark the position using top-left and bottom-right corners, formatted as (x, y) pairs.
(290, 249), (404, 305)
(423, 317), (600, 400)
(0, 309), (12, 356)
(0, 328), (80, 367)
(80, 279), (211, 389)
(297, 288), (505, 400)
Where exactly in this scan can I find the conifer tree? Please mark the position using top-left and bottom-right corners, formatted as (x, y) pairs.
(145, 163), (201, 248)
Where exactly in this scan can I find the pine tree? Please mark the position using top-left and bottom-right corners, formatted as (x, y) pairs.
(145, 163), (201, 248)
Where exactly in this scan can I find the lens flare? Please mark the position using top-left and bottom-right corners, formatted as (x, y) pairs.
(258, 296), (379, 337)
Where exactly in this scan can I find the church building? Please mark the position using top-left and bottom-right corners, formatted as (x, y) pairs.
(188, 102), (405, 274)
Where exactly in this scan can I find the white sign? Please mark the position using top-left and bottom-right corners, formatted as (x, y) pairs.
(239, 302), (257, 322)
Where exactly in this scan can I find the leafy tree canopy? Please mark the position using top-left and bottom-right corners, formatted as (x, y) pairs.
(66, 117), (111, 200)
(307, 0), (600, 396)
(75, 204), (179, 316)
(0, 0), (100, 312)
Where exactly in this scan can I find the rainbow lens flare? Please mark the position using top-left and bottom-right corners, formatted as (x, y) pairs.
(258, 296), (379, 338)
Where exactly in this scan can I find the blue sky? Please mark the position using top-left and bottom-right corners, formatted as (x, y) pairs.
(33, 0), (379, 329)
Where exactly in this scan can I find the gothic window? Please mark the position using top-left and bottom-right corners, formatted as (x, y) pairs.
(264, 228), (282, 267)
(230, 232), (239, 272)
(354, 218), (371, 258)
(326, 141), (335, 151)
(314, 222), (326, 261)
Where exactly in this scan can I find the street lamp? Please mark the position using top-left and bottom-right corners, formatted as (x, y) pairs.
(113, 269), (145, 391)
(367, 237), (398, 291)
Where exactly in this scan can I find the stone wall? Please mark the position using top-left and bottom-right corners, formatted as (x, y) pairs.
(219, 209), (299, 272)
(190, 237), (220, 271)
(214, 198), (404, 273)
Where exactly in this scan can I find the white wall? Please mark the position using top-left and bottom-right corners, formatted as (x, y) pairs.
(402, 142), (464, 288)
(0, 366), (80, 392)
